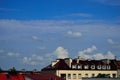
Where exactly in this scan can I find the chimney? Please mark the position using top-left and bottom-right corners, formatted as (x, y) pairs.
(65, 58), (72, 68)
(51, 59), (60, 66)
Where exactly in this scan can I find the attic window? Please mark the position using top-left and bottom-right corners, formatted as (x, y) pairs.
(84, 65), (89, 69)
(78, 65), (82, 69)
(72, 65), (76, 69)
(102, 65), (106, 69)
(97, 65), (101, 69)
(91, 65), (95, 69)
(107, 65), (111, 69)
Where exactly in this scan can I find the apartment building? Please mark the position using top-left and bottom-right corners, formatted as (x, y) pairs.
(42, 57), (120, 80)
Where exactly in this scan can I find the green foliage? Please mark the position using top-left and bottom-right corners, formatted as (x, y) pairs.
(96, 73), (110, 78)
(8, 67), (17, 75)
(0, 67), (2, 72)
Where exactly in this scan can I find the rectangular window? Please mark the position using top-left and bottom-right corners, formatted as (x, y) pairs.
(92, 74), (95, 77)
(112, 74), (116, 78)
(85, 74), (88, 77)
(84, 65), (89, 69)
(73, 74), (76, 79)
(68, 74), (71, 79)
(78, 65), (82, 69)
(72, 65), (76, 69)
(61, 74), (66, 79)
(78, 74), (82, 79)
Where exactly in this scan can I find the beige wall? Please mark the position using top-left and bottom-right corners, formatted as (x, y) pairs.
(56, 70), (117, 80)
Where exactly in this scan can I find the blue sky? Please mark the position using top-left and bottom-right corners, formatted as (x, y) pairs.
(0, 0), (120, 70)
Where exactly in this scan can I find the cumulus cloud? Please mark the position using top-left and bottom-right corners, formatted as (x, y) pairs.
(7, 52), (19, 57)
(79, 45), (97, 54)
(23, 54), (44, 65)
(78, 45), (115, 60)
(66, 30), (82, 38)
(54, 46), (69, 59)
(107, 38), (120, 48)
(79, 51), (115, 60)
(108, 39), (114, 44)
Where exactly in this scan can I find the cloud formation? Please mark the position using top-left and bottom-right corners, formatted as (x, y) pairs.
(7, 52), (19, 57)
(23, 54), (44, 65)
(66, 30), (82, 38)
(80, 51), (115, 60)
(69, 13), (92, 17)
(54, 46), (69, 59)
(107, 38), (120, 48)
(79, 45), (97, 54)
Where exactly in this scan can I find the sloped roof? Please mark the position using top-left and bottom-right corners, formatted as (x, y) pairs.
(42, 59), (70, 70)
(0, 73), (25, 80)
(71, 59), (117, 70)
(115, 61), (120, 69)
(25, 73), (64, 80)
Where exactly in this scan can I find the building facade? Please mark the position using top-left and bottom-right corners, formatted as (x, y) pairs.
(42, 57), (120, 80)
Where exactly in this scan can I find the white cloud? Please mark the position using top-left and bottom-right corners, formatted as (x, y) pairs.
(23, 54), (44, 65)
(107, 38), (120, 48)
(66, 30), (82, 38)
(54, 46), (69, 59)
(79, 45), (97, 54)
(32, 36), (42, 40)
(78, 45), (115, 60)
(70, 13), (92, 17)
(108, 39), (114, 44)
(106, 51), (115, 59)
(93, 53), (105, 60)
(7, 52), (19, 57)
(78, 51), (115, 60)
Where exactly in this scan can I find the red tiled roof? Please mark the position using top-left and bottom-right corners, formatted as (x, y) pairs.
(0, 73), (25, 80)
(25, 73), (64, 80)
(0, 74), (6, 80)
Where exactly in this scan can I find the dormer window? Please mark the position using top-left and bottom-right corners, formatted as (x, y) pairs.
(107, 65), (111, 69)
(84, 65), (89, 69)
(72, 65), (76, 69)
(78, 65), (82, 69)
(91, 65), (95, 69)
(97, 65), (101, 69)
(102, 65), (106, 69)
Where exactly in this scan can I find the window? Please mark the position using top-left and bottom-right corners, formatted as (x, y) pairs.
(107, 65), (111, 69)
(92, 74), (95, 77)
(73, 74), (76, 79)
(85, 74), (88, 77)
(97, 65), (101, 69)
(91, 65), (95, 69)
(68, 74), (71, 79)
(112, 74), (116, 78)
(84, 65), (89, 69)
(61, 74), (66, 79)
(78, 65), (82, 69)
(72, 65), (76, 69)
(102, 65), (106, 69)
(78, 74), (82, 79)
